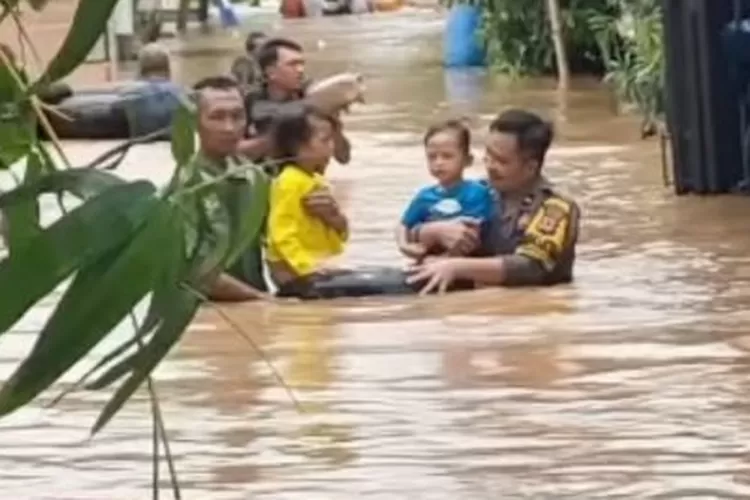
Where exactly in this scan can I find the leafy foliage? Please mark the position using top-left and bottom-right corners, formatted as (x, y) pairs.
(588, 0), (665, 129)
(448, 0), (665, 128)
(0, 0), (267, 437)
(469, 0), (618, 77)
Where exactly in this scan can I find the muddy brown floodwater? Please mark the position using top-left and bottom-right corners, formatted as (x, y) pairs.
(3, 9), (750, 500)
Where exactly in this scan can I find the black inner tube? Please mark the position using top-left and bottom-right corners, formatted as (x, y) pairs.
(276, 267), (475, 300)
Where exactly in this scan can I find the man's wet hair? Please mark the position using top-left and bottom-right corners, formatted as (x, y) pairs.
(489, 109), (554, 165)
(137, 43), (171, 78)
(192, 75), (242, 106)
(270, 104), (335, 161)
(424, 119), (471, 156)
(256, 38), (303, 72)
(245, 31), (267, 55)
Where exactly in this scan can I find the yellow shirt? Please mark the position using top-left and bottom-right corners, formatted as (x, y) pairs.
(266, 165), (347, 277)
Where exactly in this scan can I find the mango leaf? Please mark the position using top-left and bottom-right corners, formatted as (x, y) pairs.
(92, 288), (200, 435)
(176, 159), (269, 283)
(0, 181), (157, 334)
(86, 204), (188, 392)
(222, 161), (270, 267)
(170, 98), (196, 167)
(0, 168), (127, 207)
(33, 0), (120, 86)
(0, 108), (33, 169)
(83, 349), (144, 391)
(184, 195), (213, 264)
(4, 150), (44, 253)
(0, 200), (173, 417)
(89, 206), (199, 433)
(0, 45), (27, 102)
(0, 38), (34, 169)
(59, 319), (160, 396)
(48, 308), (162, 406)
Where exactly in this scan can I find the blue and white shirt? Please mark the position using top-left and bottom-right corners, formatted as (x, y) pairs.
(401, 179), (496, 229)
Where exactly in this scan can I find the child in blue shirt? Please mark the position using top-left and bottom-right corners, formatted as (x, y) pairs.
(396, 119), (496, 260)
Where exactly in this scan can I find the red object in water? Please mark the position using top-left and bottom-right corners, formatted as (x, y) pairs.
(280, 0), (306, 18)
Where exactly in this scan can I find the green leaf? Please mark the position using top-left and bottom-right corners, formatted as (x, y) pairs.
(223, 162), (269, 266)
(0, 167), (127, 208)
(32, 0), (120, 86)
(170, 99), (196, 167)
(0, 181), (157, 335)
(0, 46), (27, 102)
(65, 320), (160, 394)
(0, 110), (33, 169)
(4, 151), (43, 253)
(92, 289), (200, 434)
(86, 205), (188, 392)
(89, 207), (198, 433)
(48, 307), (163, 406)
(0, 200), (173, 417)
(84, 349), (141, 391)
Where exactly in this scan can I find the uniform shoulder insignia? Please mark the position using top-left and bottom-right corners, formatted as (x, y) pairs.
(536, 196), (572, 236)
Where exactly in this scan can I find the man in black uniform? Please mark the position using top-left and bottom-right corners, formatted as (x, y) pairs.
(237, 37), (350, 165)
(407, 109), (580, 294)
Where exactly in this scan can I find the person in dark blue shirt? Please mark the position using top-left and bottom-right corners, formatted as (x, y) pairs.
(122, 43), (186, 138)
(396, 119), (496, 260)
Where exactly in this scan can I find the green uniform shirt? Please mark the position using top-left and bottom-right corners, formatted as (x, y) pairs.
(189, 151), (270, 291)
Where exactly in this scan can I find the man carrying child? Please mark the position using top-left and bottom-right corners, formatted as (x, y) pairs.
(191, 76), (348, 301)
(405, 109), (580, 294)
(396, 119), (495, 260)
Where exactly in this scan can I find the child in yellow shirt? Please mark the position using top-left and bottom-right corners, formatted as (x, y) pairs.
(266, 106), (348, 296)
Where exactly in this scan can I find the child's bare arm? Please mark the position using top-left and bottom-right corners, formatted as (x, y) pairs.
(303, 188), (348, 236)
(396, 224), (427, 260)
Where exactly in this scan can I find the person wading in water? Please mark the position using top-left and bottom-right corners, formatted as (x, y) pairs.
(191, 75), (349, 301)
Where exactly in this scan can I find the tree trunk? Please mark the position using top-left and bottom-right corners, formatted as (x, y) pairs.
(545, 0), (570, 91)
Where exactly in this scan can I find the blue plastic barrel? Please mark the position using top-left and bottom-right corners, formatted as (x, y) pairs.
(443, 4), (486, 68)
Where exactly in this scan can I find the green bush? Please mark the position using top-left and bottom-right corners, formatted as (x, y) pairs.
(461, 0), (665, 128)
(0, 1), (267, 496)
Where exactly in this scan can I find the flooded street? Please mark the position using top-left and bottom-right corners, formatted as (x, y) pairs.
(5, 9), (750, 499)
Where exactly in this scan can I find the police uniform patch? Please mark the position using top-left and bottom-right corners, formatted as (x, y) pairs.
(537, 203), (567, 235)
(517, 196), (573, 271)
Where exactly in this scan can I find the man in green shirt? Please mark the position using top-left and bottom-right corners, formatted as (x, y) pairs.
(192, 76), (347, 301)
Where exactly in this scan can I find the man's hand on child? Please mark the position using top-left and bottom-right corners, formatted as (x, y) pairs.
(443, 217), (481, 255)
(399, 242), (427, 260)
(303, 187), (340, 218)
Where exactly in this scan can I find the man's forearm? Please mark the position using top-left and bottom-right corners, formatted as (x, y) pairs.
(236, 136), (270, 160)
(452, 257), (506, 285)
(207, 273), (266, 302)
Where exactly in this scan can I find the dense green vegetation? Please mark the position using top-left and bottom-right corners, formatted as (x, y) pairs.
(473, 0), (665, 128)
(0, 1), (265, 496)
